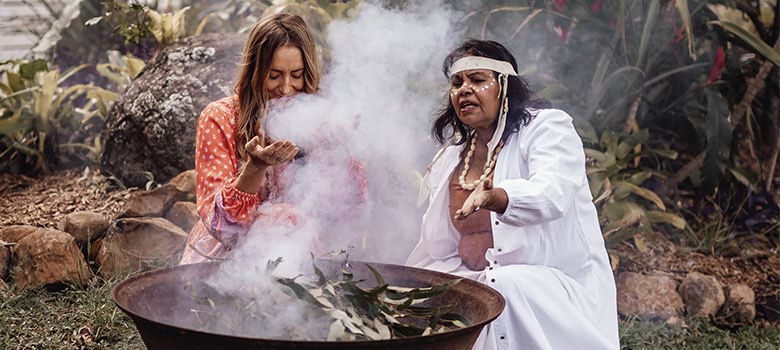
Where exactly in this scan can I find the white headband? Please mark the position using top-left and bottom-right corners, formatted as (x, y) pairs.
(448, 56), (518, 77)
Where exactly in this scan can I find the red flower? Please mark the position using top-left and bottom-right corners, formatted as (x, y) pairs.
(673, 25), (685, 44)
(705, 47), (726, 86)
(553, 0), (567, 12)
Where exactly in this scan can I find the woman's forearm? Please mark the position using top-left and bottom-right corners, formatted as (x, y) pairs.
(233, 162), (268, 194)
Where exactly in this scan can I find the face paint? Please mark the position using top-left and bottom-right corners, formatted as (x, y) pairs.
(449, 78), (497, 97)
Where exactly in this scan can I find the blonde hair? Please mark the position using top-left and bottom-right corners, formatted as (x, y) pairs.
(234, 13), (320, 159)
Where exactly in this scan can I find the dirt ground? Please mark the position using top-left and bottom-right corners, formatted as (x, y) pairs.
(1, 168), (778, 324)
(0, 167), (135, 228)
(612, 230), (779, 323)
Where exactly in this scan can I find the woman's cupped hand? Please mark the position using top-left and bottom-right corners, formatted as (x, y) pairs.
(245, 136), (299, 168)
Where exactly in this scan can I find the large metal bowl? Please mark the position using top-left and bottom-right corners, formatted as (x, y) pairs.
(112, 261), (505, 349)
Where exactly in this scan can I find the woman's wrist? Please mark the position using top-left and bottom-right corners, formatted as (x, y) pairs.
(234, 161), (268, 193)
(486, 188), (508, 214)
(244, 160), (269, 174)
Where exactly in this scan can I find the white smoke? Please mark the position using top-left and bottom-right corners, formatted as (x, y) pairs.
(199, 0), (460, 339)
(251, 0), (457, 270)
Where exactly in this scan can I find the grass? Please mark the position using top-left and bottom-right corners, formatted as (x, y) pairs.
(0, 280), (143, 350)
(620, 317), (780, 349)
(1, 282), (778, 349)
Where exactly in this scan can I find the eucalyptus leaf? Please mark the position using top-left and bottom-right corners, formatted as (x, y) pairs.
(327, 320), (345, 341)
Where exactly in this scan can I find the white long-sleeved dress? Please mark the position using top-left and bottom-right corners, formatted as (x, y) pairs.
(406, 109), (619, 350)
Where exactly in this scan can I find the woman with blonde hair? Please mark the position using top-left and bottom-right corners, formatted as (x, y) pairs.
(179, 13), (323, 264)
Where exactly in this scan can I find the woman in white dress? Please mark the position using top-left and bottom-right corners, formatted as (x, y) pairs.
(407, 39), (620, 350)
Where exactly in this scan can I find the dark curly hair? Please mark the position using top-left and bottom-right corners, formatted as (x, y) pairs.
(432, 39), (551, 146)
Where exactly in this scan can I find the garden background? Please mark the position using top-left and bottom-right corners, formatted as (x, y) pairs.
(0, 0), (778, 348)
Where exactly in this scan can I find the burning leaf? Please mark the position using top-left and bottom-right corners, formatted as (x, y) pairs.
(189, 258), (469, 341)
(327, 320), (345, 341)
(266, 257), (283, 274)
(316, 296), (335, 309)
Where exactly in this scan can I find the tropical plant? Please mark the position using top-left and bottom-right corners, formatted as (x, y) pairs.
(0, 59), (118, 173)
(146, 6), (191, 50)
(86, 0), (156, 50)
(185, 0), (361, 62)
(689, 0), (780, 195)
(87, 1), (190, 60)
(451, 0), (780, 252)
(95, 50), (146, 91)
(584, 127), (686, 246)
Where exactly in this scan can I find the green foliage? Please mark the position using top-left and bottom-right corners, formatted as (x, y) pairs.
(0, 60), (118, 173)
(455, 1), (780, 255)
(87, 1), (154, 47)
(702, 88), (733, 192)
(0, 280), (144, 349)
(188, 0), (361, 62)
(146, 6), (191, 49)
(709, 19), (780, 68)
(275, 263), (468, 340)
(682, 201), (738, 256)
(96, 50), (146, 91)
(88, 1), (192, 59)
(585, 127), (685, 246)
(454, 0), (747, 195)
(619, 316), (780, 349)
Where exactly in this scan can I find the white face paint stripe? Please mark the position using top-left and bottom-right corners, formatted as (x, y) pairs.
(449, 78), (497, 96)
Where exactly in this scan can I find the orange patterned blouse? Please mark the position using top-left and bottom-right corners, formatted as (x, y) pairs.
(179, 96), (366, 264)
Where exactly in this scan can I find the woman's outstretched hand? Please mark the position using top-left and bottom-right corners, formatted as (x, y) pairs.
(454, 178), (508, 220)
(245, 136), (299, 168)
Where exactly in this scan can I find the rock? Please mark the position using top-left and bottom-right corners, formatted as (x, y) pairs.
(100, 34), (246, 187)
(11, 228), (92, 289)
(0, 225), (39, 244)
(57, 211), (110, 243)
(717, 284), (756, 325)
(169, 169), (196, 201)
(166, 201), (199, 232)
(119, 184), (180, 218)
(678, 272), (725, 318)
(0, 245), (10, 280)
(616, 272), (683, 320)
(96, 217), (188, 278)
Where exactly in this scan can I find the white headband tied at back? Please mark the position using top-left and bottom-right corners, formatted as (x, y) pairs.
(448, 56), (518, 77)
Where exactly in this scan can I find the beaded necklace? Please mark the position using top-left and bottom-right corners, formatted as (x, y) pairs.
(458, 134), (504, 190)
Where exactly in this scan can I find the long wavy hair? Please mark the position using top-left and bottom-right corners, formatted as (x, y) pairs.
(432, 39), (550, 146)
(234, 13), (321, 159)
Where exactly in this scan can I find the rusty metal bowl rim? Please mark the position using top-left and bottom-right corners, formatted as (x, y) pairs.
(111, 261), (506, 346)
